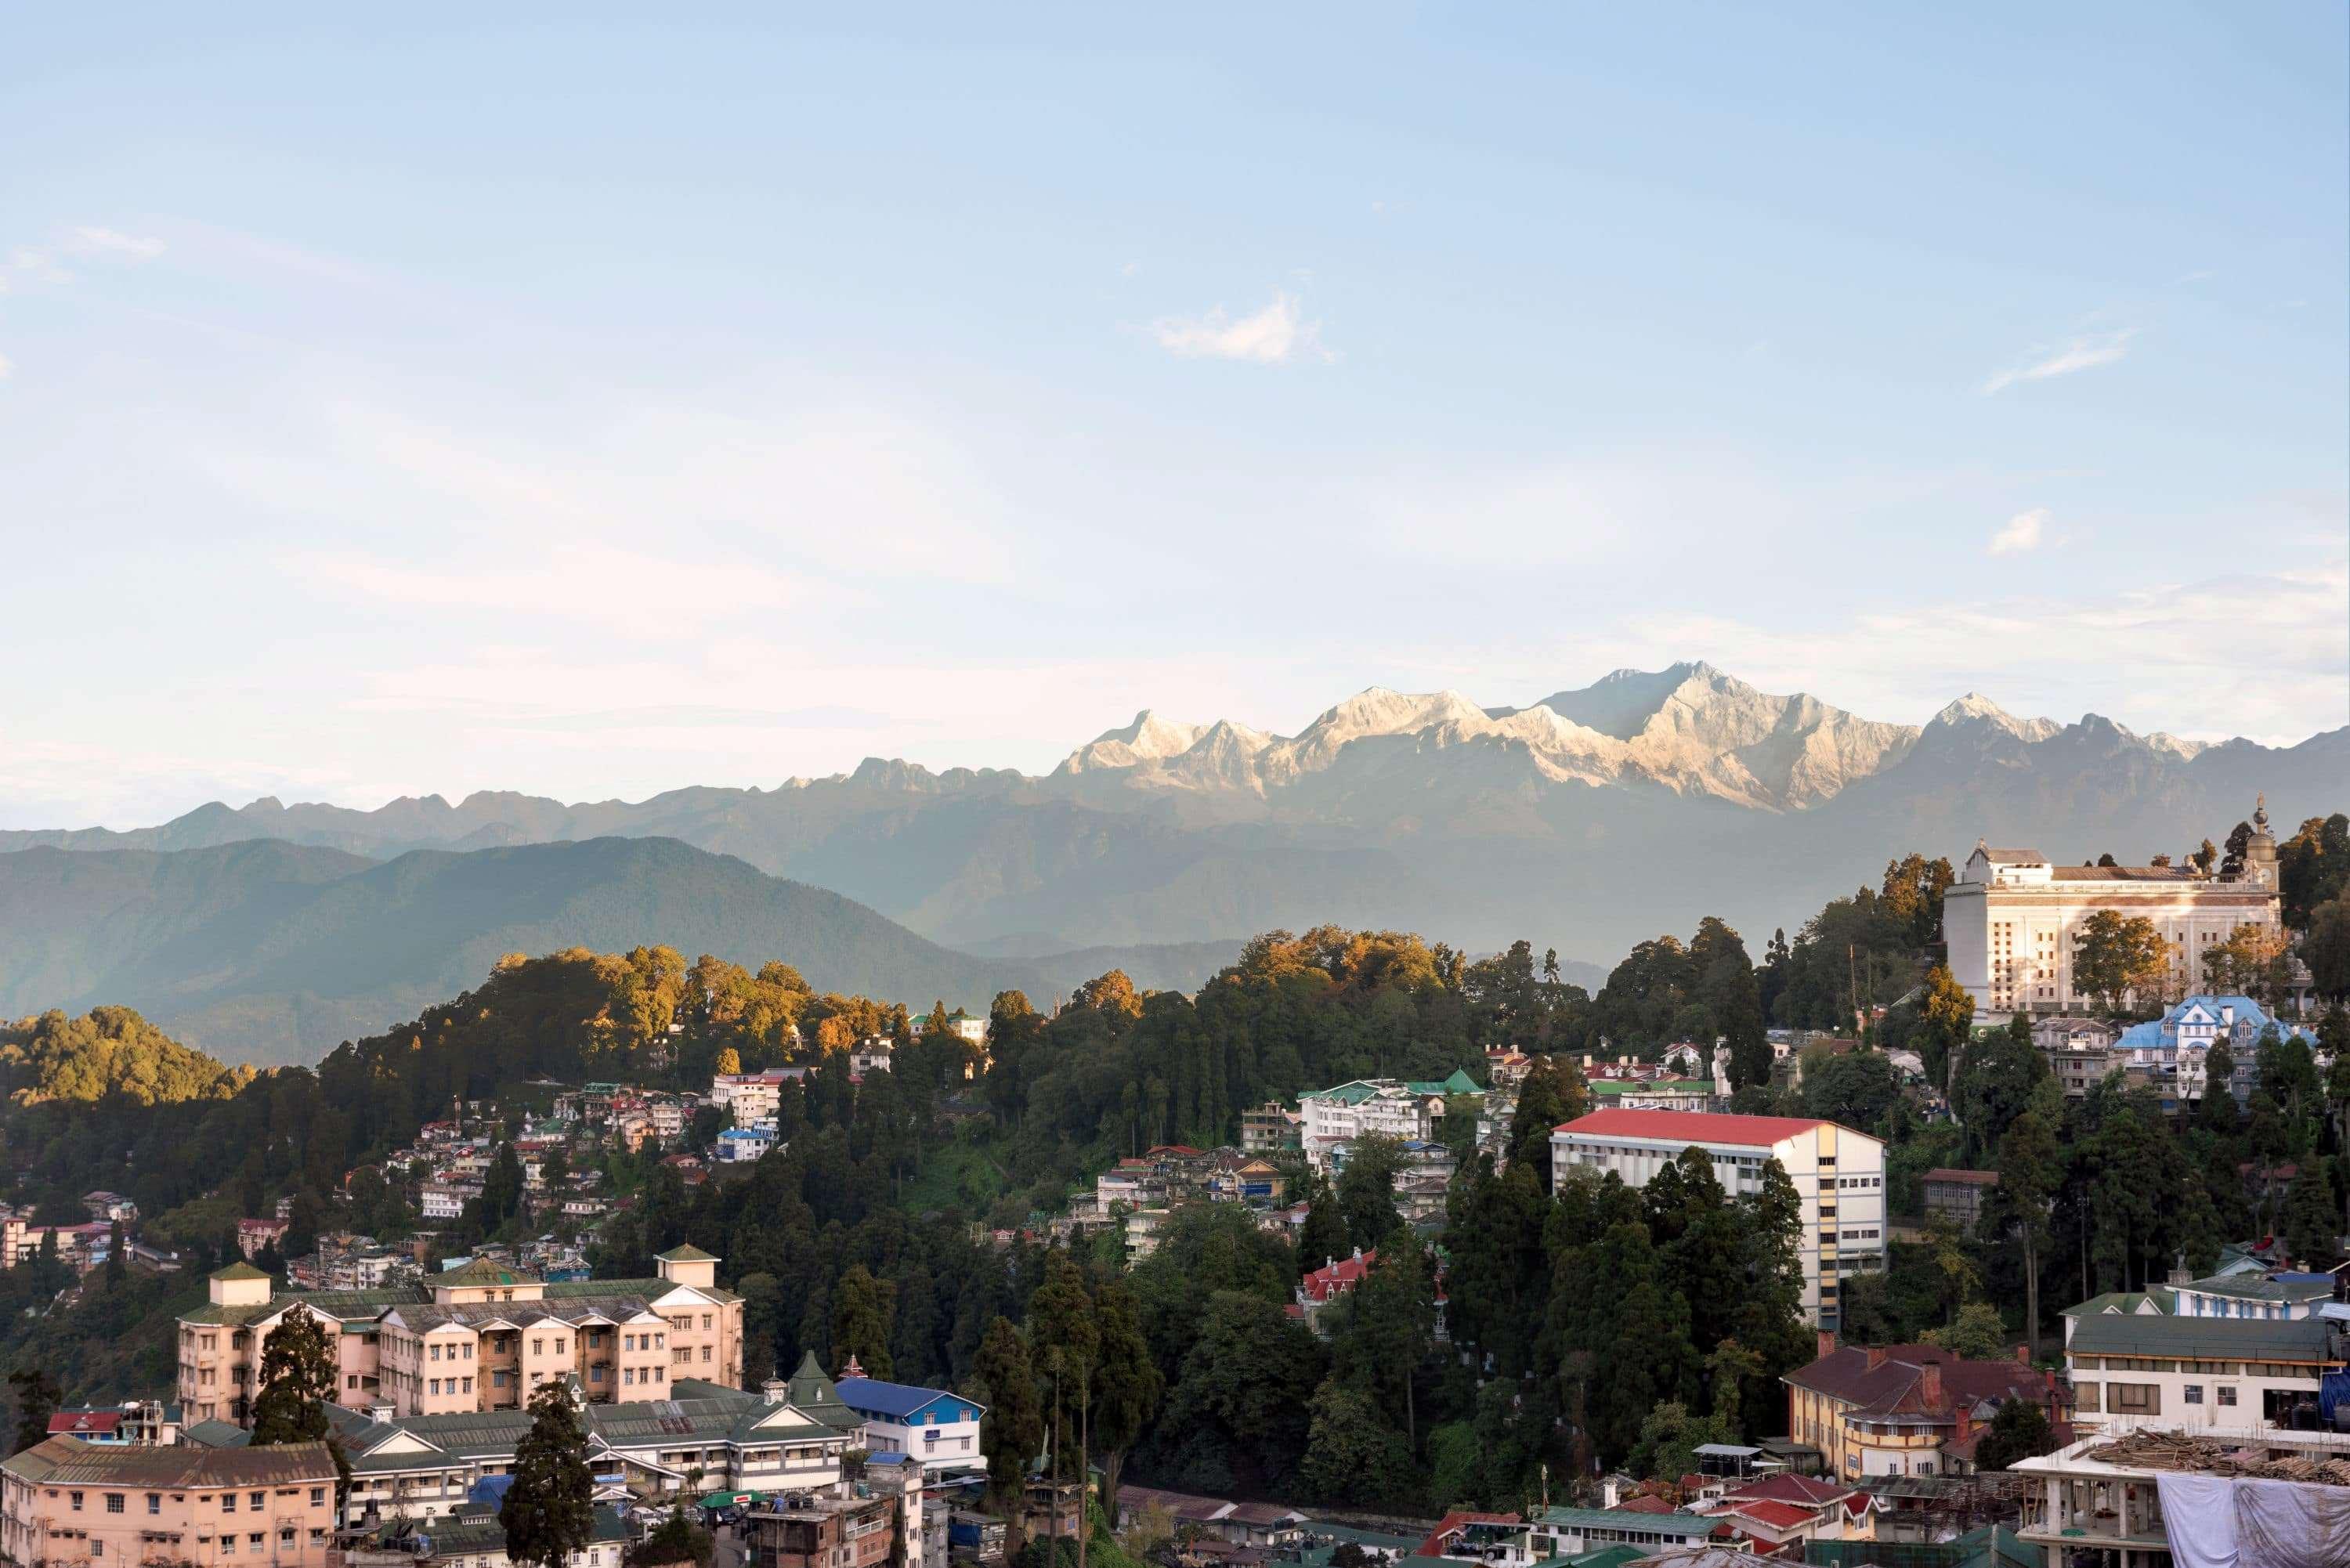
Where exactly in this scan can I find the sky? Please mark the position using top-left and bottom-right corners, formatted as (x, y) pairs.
(2, 5), (2345, 829)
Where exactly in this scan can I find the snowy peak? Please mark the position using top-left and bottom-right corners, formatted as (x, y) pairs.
(1055, 709), (1209, 775)
(1929, 692), (2062, 742)
(1034, 667), (2240, 815)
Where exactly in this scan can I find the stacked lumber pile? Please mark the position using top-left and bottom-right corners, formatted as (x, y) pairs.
(2081, 1430), (2350, 1485)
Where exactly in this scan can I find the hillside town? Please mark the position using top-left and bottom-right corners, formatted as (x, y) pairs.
(3, 804), (2348, 1568)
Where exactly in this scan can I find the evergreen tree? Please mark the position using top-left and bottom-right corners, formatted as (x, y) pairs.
(2283, 1165), (2340, 1270)
(104, 1219), (125, 1287)
(1088, 1280), (1161, 1523)
(1329, 1228), (1437, 1448)
(974, 1318), (1043, 1541)
(830, 1264), (896, 1377)
(2199, 1042), (2241, 1135)
(1336, 1136), (1405, 1253)
(501, 1381), (597, 1568)
(1971, 1397), (2055, 1472)
(1986, 1104), (2060, 1362)
(1027, 1252), (1099, 1566)
(1296, 1378), (1415, 1510)
(1506, 1058), (1583, 1182)
(1296, 1180), (1350, 1280)
(9, 1368), (60, 1455)
(250, 1305), (339, 1444)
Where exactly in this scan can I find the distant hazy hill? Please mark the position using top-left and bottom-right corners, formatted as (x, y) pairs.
(0, 837), (1215, 1068)
(9, 663), (2342, 979)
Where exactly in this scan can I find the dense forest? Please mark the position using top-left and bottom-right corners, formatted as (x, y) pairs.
(3, 816), (2347, 1512)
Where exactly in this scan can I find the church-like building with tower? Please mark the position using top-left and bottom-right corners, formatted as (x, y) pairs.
(1943, 795), (2298, 1021)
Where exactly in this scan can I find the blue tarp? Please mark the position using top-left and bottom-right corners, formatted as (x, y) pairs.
(2319, 1368), (2350, 1426)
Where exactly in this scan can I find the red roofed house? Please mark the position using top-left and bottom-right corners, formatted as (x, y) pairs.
(1784, 1333), (2068, 1482)
(1296, 1248), (1376, 1335)
(1551, 1111), (1885, 1328)
(1414, 1510), (1521, 1563)
(1696, 1474), (1872, 1554)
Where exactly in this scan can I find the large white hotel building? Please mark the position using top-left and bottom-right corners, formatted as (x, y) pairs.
(1943, 795), (2287, 1020)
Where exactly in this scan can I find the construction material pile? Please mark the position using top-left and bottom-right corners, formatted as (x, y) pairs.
(2082, 1430), (2350, 1485)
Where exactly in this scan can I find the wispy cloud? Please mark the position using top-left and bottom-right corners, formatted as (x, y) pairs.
(0, 352), (12, 380)
(1982, 328), (2136, 395)
(1988, 508), (2048, 555)
(1151, 292), (1329, 364)
(65, 226), (164, 260)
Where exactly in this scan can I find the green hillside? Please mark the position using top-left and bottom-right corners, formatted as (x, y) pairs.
(0, 837), (1042, 1065)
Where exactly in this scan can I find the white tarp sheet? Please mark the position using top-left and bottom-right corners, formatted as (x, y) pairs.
(2155, 1471), (2350, 1568)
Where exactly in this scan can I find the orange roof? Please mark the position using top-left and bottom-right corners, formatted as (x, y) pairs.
(1556, 1109), (1832, 1146)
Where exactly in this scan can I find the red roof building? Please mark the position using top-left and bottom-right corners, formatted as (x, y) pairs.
(1414, 1510), (1522, 1561)
(1784, 1335), (2066, 1482)
(1553, 1109), (1834, 1145)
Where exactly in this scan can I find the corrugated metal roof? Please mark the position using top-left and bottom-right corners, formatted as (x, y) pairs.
(2066, 1312), (2341, 1363)
(1, 1436), (335, 1489)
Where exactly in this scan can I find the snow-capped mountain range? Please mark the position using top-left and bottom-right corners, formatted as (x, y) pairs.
(5, 663), (2341, 1000)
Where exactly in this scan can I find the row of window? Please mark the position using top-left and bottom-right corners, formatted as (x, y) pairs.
(67, 1489), (326, 1514)
(81, 1529), (320, 1556)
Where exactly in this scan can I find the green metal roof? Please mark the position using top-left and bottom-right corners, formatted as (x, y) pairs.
(2061, 1289), (2175, 1318)
(657, 1244), (720, 1263)
(2177, 1274), (2336, 1302)
(2066, 1312), (2340, 1364)
(210, 1261), (270, 1281)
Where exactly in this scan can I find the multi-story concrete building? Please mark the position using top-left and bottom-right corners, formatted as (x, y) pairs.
(709, 1070), (804, 1129)
(1550, 1110), (1885, 1328)
(2063, 1313), (2347, 1433)
(1296, 1074), (1476, 1171)
(1945, 798), (2290, 1020)
(0, 1436), (341, 1568)
(177, 1247), (743, 1426)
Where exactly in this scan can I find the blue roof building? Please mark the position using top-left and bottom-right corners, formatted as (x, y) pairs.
(2114, 995), (2318, 1107)
(833, 1370), (987, 1476)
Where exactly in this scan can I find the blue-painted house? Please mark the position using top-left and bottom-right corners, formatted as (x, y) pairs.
(833, 1365), (986, 1476)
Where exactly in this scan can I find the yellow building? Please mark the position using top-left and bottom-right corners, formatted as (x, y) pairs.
(178, 1246), (742, 1425)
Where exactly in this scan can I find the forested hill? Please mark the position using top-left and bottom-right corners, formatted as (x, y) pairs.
(0, 836), (1089, 1066)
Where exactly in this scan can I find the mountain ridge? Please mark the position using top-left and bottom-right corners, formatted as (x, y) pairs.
(0, 836), (1231, 1068)
(5, 665), (2340, 979)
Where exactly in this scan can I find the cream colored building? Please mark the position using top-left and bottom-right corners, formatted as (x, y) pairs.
(1550, 1109), (1885, 1329)
(0, 1436), (340, 1568)
(178, 1246), (742, 1426)
(1943, 797), (2286, 1020)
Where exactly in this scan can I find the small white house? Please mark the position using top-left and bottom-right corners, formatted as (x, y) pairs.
(714, 1127), (776, 1164)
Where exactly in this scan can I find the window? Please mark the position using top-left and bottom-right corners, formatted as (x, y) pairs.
(2111, 1383), (2159, 1414)
(532, 1339), (544, 1357)
(2185, 1385), (2204, 1404)
(222, 1536), (237, 1555)
(249, 1495), (262, 1510)
(2218, 1386), (2238, 1406)
(431, 1344), (443, 1362)
(221, 1494), (237, 1513)
(148, 1495), (161, 1516)
(70, 1492), (85, 1512)
(347, 1375), (359, 1390)
(311, 1489), (326, 1507)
